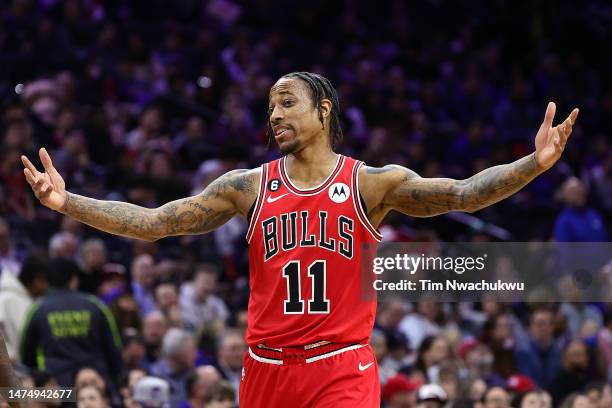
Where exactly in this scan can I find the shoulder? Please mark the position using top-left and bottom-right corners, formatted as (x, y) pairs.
(358, 164), (421, 201)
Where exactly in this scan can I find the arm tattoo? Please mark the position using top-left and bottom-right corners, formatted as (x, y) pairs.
(62, 170), (257, 241)
(391, 153), (543, 216)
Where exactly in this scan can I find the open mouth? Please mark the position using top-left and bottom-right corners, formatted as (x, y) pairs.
(275, 128), (291, 138)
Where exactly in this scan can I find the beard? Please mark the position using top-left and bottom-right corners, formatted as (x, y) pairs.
(279, 139), (301, 156)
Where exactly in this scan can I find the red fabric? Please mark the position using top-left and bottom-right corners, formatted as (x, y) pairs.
(506, 374), (536, 393)
(246, 155), (381, 347)
(239, 344), (380, 408)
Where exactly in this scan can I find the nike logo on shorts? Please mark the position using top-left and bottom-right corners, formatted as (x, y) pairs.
(358, 362), (374, 371)
(267, 193), (289, 203)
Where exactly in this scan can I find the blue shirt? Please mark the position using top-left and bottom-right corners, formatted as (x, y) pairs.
(554, 207), (609, 242)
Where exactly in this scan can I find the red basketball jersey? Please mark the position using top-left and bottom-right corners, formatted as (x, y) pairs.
(245, 155), (382, 347)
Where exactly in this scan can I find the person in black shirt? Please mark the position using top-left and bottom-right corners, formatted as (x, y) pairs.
(20, 258), (123, 387)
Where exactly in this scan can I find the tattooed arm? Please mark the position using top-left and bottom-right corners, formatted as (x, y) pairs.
(360, 103), (579, 224)
(22, 149), (259, 241)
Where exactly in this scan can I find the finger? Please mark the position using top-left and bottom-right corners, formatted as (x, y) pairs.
(23, 168), (36, 186)
(21, 155), (41, 176)
(542, 101), (556, 129)
(569, 108), (579, 125)
(39, 147), (56, 174)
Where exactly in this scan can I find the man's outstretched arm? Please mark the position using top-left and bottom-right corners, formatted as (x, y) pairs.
(22, 148), (259, 241)
(364, 102), (579, 220)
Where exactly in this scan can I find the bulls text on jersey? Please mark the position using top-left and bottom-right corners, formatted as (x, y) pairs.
(261, 210), (354, 261)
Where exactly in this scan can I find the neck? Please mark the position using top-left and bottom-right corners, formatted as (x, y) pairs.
(285, 139), (337, 185)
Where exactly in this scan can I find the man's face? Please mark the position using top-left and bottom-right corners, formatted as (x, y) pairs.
(268, 77), (329, 155)
(484, 387), (511, 408)
(219, 335), (246, 371)
(530, 311), (554, 345)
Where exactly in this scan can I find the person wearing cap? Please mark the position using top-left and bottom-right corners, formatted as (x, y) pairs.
(132, 376), (170, 408)
(382, 374), (421, 408)
(416, 384), (448, 408)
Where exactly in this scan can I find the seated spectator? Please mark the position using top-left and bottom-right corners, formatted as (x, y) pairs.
(180, 264), (229, 331)
(77, 385), (109, 408)
(118, 368), (147, 408)
(132, 376), (170, 408)
(122, 331), (148, 371)
(416, 384), (447, 408)
(150, 328), (197, 407)
(480, 313), (518, 379)
(180, 365), (222, 408)
(142, 310), (168, 364)
(513, 308), (562, 389)
(215, 330), (245, 393)
(549, 340), (594, 404)
(20, 258), (123, 387)
(0, 253), (48, 360)
(412, 335), (451, 383)
(381, 374), (421, 408)
(399, 301), (443, 350)
(516, 389), (552, 408)
(554, 177), (608, 242)
(154, 281), (181, 327)
(480, 386), (511, 408)
(74, 367), (106, 395)
(559, 393), (591, 408)
(204, 380), (235, 408)
(131, 254), (158, 317)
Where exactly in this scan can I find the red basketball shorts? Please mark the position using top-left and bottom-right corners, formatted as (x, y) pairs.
(239, 343), (380, 408)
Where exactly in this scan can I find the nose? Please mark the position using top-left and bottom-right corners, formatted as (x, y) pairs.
(270, 105), (284, 123)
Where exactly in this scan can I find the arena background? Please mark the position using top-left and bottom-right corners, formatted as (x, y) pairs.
(0, 0), (611, 407)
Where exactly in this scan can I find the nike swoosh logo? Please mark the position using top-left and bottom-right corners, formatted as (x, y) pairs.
(267, 193), (289, 203)
(358, 362), (374, 371)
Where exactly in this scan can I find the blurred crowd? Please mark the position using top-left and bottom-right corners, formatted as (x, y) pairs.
(0, 0), (611, 407)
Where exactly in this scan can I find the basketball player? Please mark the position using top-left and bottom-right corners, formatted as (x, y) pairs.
(22, 72), (578, 407)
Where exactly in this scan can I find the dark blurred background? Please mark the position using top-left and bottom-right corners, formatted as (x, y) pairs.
(0, 1), (611, 407)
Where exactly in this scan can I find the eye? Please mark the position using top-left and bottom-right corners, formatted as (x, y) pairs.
(282, 100), (294, 107)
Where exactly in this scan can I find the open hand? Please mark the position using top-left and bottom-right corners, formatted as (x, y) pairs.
(535, 102), (579, 170)
(21, 148), (67, 212)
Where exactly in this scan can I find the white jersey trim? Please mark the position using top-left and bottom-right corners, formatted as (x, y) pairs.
(248, 347), (283, 365)
(351, 161), (383, 241)
(279, 154), (344, 196)
(246, 164), (268, 243)
(305, 343), (366, 363)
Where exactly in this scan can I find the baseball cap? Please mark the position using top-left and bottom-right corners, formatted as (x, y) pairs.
(132, 377), (170, 408)
(417, 384), (448, 403)
(506, 374), (535, 393)
(382, 374), (422, 400)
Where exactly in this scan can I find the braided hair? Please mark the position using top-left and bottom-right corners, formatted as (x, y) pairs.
(267, 71), (343, 150)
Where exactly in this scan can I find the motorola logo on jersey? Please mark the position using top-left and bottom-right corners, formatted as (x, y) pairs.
(261, 211), (354, 261)
(328, 183), (350, 203)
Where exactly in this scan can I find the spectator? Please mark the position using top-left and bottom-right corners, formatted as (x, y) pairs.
(74, 367), (106, 395)
(155, 281), (181, 327)
(480, 386), (512, 408)
(181, 365), (222, 408)
(77, 385), (109, 408)
(516, 390), (552, 408)
(131, 254), (158, 317)
(413, 335), (451, 383)
(0, 218), (21, 276)
(122, 331), (148, 371)
(0, 254), (48, 360)
(554, 177), (608, 242)
(514, 308), (562, 389)
(78, 238), (108, 294)
(549, 340), (593, 404)
(180, 264), (229, 331)
(559, 393), (591, 408)
(150, 328), (197, 408)
(118, 368), (147, 408)
(215, 330), (245, 393)
(203, 380), (235, 408)
(142, 310), (168, 364)
(20, 258), (123, 387)
(481, 314), (518, 378)
(132, 376), (170, 408)
(416, 384), (447, 408)
(399, 301), (444, 350)
(381, 374), (421, 408)
(48, 231), (79, 260)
